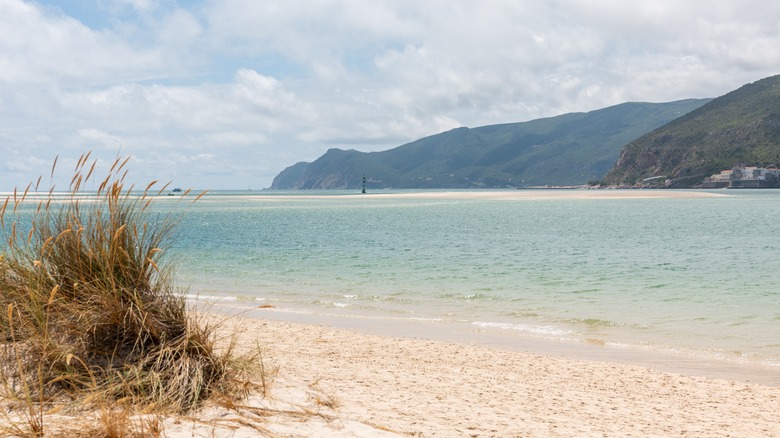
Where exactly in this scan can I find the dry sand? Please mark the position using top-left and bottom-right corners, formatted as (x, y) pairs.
(164, 314), (780, 437)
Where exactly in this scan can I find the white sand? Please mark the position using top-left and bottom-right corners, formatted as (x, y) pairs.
(8, 312), (777, 437)
(165, 314), (780, 437)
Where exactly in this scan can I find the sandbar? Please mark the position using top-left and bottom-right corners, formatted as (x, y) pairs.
(219, 189), (729, 202)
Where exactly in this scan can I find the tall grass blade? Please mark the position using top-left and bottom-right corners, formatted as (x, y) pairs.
(0, 153), (261, 430)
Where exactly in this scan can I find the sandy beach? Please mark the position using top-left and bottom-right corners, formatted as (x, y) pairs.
(163, 312), (780, 437)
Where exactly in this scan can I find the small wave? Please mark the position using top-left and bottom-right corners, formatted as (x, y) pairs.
(394, 316), (450, 322)
(403, 316), (448, 323)
(364, 295), (413, 303)
(185, 293), (237, 302)
(569, 318), (626, 328)
(462, 293), (497, 301)
(310, 299), (351, 309)
(438, 292), (497, 301)
(472, 321), (574, 336)
(506, 311), (541, 318)
(568, 318), (649, 329)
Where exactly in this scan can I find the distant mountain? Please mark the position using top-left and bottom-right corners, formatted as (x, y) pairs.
(271, 99), (710, 189)
(606, 74), (780, 187)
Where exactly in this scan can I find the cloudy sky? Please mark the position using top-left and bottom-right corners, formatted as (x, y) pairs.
(1, 0), (778, 190)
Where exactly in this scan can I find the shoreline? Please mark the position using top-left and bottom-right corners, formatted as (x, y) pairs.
(197, 188), (730, 202)
(173, 309), (780, 437)
(202, 300), (780, 388)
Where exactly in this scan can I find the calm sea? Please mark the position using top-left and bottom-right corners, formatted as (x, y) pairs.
(165, 189), (780, 379)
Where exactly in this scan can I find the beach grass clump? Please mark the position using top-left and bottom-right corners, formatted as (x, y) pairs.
(0, 153), (249, 427)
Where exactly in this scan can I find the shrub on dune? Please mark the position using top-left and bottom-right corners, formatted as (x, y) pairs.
(0, 153), (250, 426)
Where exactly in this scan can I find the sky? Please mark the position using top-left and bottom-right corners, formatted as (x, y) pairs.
(1, 0), (779, 190)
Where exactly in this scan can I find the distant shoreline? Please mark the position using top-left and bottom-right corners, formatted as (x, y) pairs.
(352, 189), (729, 200)
(216, 189), (730, 201)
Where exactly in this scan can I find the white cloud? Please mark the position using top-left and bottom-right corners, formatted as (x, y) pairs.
(157, 8), (203, 48)
(77, 128), (124, 148)
(1, 0), (779, 189)
(112, 0), (159, 13)
(0, 0), (170, 87)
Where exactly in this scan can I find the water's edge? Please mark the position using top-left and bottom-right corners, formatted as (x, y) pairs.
(196, 298), (780, 388)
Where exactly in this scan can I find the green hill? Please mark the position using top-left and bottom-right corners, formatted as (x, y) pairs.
(605, 74), (780, 187)
(270, 99), (709, 189)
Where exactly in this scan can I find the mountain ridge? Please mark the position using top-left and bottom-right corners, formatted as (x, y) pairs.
(606, 74), (780, 187)
(271, 99), (710, 189)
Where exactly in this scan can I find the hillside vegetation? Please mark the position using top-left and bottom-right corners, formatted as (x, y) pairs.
(606, 74), (780, 187)
(271, 99), (709, 189)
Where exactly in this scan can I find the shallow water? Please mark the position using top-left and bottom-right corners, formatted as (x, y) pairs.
(160, 189), (780, 377)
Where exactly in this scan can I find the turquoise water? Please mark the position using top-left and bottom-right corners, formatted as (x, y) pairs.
(3, 188), (776, 381)
(166, 189), (780, 371)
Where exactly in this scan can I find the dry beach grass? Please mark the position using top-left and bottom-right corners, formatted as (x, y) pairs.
(0, 154), (264, 436)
